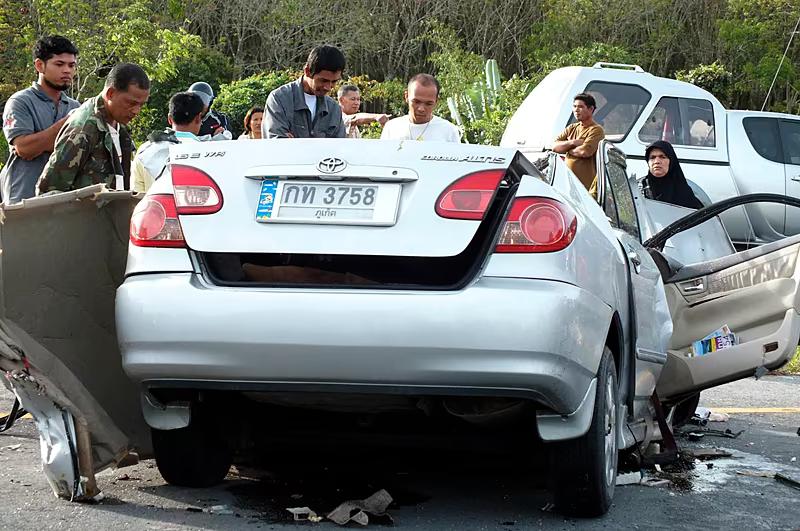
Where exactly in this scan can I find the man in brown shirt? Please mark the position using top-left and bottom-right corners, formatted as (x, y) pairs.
(553, 93), (605, 195)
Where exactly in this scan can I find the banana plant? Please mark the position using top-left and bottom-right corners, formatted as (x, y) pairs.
(447, 59), (501, 127)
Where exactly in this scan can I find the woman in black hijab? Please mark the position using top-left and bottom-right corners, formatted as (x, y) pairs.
(643, 140), (704, 209)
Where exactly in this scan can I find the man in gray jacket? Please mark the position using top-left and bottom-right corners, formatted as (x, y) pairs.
(262, 45), (346, 139)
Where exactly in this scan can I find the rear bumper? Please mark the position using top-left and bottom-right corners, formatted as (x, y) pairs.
(116, 274), (612, 415)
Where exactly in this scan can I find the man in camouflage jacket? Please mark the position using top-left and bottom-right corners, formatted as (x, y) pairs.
(38, 63), (150, 194)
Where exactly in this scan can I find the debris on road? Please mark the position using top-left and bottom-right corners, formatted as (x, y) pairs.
(683, 448), (733, 460)
(206, 504), (234, 515)
(736, 470), (775, 478)
(327, 489), (393, 526)
(708, 412), (730, 422)
(775, 473), (800, 491)
(790, 457), (797, 463)
(1, 444), (22, 451)
(616, 471), (643, 486)
(640, 477), (671, 488)
(287, 506), (322, 523)
(682, 427), (744, 440)
(735, 470), (800, 491)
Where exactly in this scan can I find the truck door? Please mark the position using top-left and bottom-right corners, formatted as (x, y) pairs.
(739, 116), (787, 235)
(780, 119), (800, 234)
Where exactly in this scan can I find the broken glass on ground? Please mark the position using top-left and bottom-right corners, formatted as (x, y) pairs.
(326, 488), (393, 526)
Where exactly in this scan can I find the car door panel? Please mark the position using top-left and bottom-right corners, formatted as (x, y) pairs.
(656, 238), (800, 399)
(599, 143), (671, 405)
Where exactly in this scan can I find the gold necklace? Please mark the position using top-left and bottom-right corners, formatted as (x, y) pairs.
(408, 117), (432, 141)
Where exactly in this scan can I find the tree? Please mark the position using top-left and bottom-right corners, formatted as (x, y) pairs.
(213, 71), (295, 137)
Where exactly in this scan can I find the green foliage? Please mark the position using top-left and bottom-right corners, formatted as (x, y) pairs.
(538, 43), (640, 73)
(785, 348), (800, 374)
(129, 45), (233, 142)
(718, 0), (800, 111)
(337, 75), (406, 139)
(214, 71), (296, 137)
(457, 74), (534, 145)
(2, 0), (800, 152)
(425, 21), (485, 100)
(676, 62), (733, 103)
(426, 22), (533, 145)
(341, 75), (406, 117)
(0, 132), (7, 171)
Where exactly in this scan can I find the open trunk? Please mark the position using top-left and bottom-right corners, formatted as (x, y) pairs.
(174, 140), (536, 289)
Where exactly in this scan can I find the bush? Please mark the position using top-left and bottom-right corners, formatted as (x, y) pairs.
(676, 62), (733, 105)
(128, 43), (233, 143)
(214, 71), (297, 137)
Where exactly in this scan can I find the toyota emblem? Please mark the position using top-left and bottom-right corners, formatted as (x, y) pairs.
(317, 157), (347, 174)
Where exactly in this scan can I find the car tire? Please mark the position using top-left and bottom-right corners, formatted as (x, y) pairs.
(549, 346), (618, 517)
(152, 419), (232, 488)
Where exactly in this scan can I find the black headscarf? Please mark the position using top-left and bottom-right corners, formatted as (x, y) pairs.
(643, 140), (703, 209)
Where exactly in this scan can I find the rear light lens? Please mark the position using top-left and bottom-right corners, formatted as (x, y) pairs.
(435, 169), (506, 220)
(130, 194), (186, 248)
(171, 164), (223, 214)
(495, 197), (577, 253)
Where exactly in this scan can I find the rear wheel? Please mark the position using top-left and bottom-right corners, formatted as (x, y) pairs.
(152, 416), (232, 487)
(549, 346), (618, 517)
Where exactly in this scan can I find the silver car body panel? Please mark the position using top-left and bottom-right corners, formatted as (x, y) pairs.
(118, 273), (611, 414)
(120, 140), (635, 439)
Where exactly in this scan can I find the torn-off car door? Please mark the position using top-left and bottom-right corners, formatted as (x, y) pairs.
(644, 194), (800, 401)
(0, 186), (148, 500)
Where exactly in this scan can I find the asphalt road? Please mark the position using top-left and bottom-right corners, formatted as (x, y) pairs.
(0, 376), (799, 530)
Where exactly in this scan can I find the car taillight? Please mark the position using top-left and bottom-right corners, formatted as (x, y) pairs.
(171, 164), (223, 214)
(435, 169), (506, 220)
(130, 194), (186, 248)
(495, 197), (577, 253)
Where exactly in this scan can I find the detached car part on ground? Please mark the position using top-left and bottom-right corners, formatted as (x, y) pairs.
(1, 141), (799, 516)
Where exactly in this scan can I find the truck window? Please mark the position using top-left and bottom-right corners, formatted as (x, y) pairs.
(743, 117), (783, 164)
(638, 97), (715, 147)
(569, 82), (651, 142)
(779, 120), (800, 166)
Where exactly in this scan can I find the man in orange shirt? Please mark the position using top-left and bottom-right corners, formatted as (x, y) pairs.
(553, 93), (605, 195)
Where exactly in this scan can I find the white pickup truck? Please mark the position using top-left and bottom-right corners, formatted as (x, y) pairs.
(501, 62), (800, 245)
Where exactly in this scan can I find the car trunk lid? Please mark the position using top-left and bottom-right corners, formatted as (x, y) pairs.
(172, 139), (522, 257)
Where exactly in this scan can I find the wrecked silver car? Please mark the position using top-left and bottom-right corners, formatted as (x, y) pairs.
(1, 140), (798, 516)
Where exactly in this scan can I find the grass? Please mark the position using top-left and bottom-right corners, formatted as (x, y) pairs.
(783, 348), (800, 374)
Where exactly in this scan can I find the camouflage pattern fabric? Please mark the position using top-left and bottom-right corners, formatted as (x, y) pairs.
(37, 95), (132, 194)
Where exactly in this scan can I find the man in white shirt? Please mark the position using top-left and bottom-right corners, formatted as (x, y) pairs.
(381, 74), (461, 143)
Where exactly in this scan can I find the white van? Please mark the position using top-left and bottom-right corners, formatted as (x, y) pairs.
(501, 63), (800, 245)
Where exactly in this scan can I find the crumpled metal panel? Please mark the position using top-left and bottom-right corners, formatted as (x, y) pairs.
(0, 187), (149, 498)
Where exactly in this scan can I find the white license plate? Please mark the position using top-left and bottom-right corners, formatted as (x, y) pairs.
(256, 179), (401, 225)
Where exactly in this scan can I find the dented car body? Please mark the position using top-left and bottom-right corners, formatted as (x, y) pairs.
(1, 139), (799, 515)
